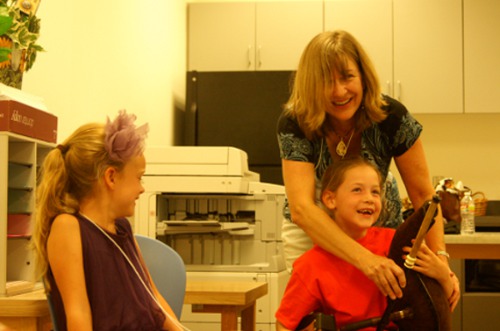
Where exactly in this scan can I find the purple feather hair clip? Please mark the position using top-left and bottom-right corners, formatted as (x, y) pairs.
(104, 110), (149, 162)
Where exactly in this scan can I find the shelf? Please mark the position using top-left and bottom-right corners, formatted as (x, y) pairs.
(7, 214), (32, 238)
(7, 189), (33, 214)
(1, 132), (55, 296)
(8, 160), (33, 168)
(5, 280), (36, 297)
(8, 163), (34, 189)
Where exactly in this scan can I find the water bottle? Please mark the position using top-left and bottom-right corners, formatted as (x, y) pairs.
(460, 191), (475, 235)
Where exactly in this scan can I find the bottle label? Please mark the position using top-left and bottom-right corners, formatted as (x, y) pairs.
(461, 206), (475, 212)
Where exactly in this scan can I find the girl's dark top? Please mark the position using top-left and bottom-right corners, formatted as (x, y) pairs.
(277, 95), (423, 228)
(47, 214), (166, 331)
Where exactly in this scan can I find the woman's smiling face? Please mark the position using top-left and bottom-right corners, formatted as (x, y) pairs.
(325, 57), (364, 123)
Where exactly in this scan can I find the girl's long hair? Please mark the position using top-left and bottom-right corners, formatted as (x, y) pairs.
(31, 123), (117, 282)
(32, 110), (148, 287)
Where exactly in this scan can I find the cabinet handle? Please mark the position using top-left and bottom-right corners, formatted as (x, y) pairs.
(247, 45), (252, 68)
(386, 81), (391, 97)
(397, 80), (401, 101)
(257, 46), (262, 69)
(190, 102), (197, 113)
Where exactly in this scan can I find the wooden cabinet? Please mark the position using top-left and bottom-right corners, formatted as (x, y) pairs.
(325, 0), (463, 114)
(394, 0), (463, 114)
(464, 0), (500, 114)
(189, 0), (471, 114)
(0, 132), (54, 296)
(324, 0), (393, 96)
(188, 2), (255, 71)
(188, 1), (323, 71)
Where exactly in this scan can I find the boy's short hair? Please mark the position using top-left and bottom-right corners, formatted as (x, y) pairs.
(321, 157), (383, 195)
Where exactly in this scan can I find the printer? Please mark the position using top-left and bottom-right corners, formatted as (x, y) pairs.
(134, 146), (289, 331)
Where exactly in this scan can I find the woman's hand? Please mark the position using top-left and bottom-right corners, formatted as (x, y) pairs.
(359, 253), (406, 300)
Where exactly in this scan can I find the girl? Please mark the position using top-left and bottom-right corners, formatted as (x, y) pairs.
(31, 111), (185, 331)
(275, 158), (454, 331)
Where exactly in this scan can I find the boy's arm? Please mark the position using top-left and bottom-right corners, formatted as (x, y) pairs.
(276, 320), (292, 331)
(402, 243), (455, 308)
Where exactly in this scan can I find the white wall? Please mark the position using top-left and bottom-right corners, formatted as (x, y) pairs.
(391, 113), (500, 201)
(21, 0), (500, 202)
(187, 0), (500, 202)
(22, 0), (187, 147)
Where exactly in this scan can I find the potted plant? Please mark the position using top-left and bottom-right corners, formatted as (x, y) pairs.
(0, 0), (43, 89)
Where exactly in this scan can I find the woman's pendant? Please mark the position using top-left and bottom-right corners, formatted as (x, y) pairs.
(336, 138), (347, 157)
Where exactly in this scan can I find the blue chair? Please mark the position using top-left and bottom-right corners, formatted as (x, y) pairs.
(43, 278), (60, 331)
(135, 234), (186, 319)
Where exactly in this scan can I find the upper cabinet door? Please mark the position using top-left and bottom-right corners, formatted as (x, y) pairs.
(464, 0), (500, 113)
(256, 1), (323, 71)
(188, 3), (256, 71)
(188, 1), (323, 72)
(394, 0), (463, 114)
(324, 0), (393, 97)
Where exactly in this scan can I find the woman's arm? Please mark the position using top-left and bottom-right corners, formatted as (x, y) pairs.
(47, 214), (93, 331)
(394, 138), (460, 307)
(282, 159), (406, 299)
(394, 139), (445, 253)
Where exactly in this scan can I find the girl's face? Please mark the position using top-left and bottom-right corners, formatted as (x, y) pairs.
(112, 154), (146, 218)
(325, 58), (364, 124)
(322, 165), (381, 239)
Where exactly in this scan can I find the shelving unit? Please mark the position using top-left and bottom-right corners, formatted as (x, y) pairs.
(0, 132), (54, 296)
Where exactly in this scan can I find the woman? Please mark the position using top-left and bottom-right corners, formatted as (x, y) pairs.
(277, 30), (459, 308)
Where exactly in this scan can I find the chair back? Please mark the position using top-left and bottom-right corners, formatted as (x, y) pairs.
(43, 279), (60, 331)
(135, 234), (186, 319)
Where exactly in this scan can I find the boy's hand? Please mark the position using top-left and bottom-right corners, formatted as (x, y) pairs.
(402, 242), (455, 308)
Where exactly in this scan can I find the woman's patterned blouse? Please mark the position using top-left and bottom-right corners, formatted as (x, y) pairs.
(277, 96), (422, 228)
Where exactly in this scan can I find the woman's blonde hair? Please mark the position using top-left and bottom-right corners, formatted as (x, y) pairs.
(31, 111), (148, 282)
(285, 30), (387, 140)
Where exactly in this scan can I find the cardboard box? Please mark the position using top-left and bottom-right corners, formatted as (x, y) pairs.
(0, 98), (58, 143)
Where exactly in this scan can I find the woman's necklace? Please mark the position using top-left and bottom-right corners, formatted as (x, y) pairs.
(334, 129), (355, 159)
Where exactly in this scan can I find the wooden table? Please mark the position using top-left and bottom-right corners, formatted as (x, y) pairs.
(445, 232), (500, 259)
(0, 289), (52, 331)
(184, 280), (268, 331)
(0, 281), (268, 331)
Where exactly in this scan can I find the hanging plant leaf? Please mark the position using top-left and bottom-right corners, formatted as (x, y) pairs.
(0, 46), (10, 62)
(0, 14), (12, 35)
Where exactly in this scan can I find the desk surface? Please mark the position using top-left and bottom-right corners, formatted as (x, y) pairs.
(1, 281), (268, 315)
(0, 289), (49, 317)
(445, 232), (500, 259)
(445, 232), (500, 244)
(184, 281), (268, 331)
(184, 281), (268, 306)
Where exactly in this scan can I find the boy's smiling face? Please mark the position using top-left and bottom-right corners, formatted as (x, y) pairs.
(322, 164), (382, 239)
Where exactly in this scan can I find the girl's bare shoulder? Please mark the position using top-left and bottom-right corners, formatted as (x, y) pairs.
(50, 213), (80, 236)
